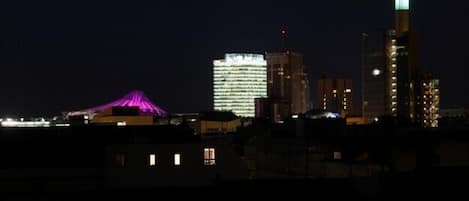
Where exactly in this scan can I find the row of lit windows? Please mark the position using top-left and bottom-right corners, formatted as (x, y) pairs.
(115, 148), (216, 168)
(390, 39), (398, 114)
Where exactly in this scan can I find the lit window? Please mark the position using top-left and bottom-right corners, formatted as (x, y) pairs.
(204, 148), (216, 166)
(149, 154), (156, 167)
(174, 153), (182, 166)
(345, 89), (352, 93)
(333, 90), (337, 94)
(333, 152), (342, 160)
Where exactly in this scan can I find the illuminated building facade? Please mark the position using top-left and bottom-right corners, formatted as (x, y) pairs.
(213, 54), (267, 117)
(421, 75), (440, 128)
(316, 77), (353, 116)
(266, 52), (310, 115)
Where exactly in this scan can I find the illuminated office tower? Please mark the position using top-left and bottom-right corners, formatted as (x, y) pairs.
(421, 75), (440, 128)
(213, 54), (267, 117)
(317, 77), (353, 116)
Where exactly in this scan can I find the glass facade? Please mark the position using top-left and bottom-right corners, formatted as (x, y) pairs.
(213, 54), (267, 117)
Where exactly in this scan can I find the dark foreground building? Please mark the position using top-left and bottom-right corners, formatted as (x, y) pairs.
(0, 125), (248, 194)
(2, 116), (469, 199)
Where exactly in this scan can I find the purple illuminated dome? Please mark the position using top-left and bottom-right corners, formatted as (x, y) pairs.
(67, 90), (167, 117)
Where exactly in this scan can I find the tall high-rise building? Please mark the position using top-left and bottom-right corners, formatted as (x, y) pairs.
(362, 0), (421, 124)
(421, 74), (440, 128)
(266, 51), (310, 114)
(362, 31), (389, 122)
(317, 78), (353, 116)
(213, 54), (267, 117)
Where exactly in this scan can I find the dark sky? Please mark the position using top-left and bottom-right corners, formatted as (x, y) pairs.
(1, 0), (468, 117)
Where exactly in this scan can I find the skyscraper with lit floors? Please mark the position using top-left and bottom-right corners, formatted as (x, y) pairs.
(362, 0), (421, 125)
(213, 54), (267, 117)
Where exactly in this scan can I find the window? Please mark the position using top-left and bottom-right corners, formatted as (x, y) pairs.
(333, 152), (342, 160)
(204, 148), (216, 166)
(115, 153), (126, 167)
(174, 153), (181, 166)
(149, 154), (156, 167)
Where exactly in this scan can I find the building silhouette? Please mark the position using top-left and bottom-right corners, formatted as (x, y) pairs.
(266, 52), (310, 115)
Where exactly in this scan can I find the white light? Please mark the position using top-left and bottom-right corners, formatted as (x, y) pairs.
(395, 0), (410, 10)
(174, 154), (181, 166)
(117, 122), (126, 126)
(55, 123), (70, 127)
(372, 69), (381, 76)
(149, 154), (156, 166)
(345, 89), (352, 93)
(374, 117), (379, 122)
(333, 90), (337, 93)
(1, 120), (50, 128)
(84, 115), (89, 120)
(292, 114), (299, 119)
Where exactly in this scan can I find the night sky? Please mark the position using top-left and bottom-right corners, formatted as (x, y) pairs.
(1, 0), (468, 117)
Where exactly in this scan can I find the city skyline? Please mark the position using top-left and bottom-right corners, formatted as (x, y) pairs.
(1, 0), (468, 116)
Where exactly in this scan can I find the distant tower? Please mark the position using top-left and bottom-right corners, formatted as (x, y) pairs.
(395, 0), (410, 35)
(256, 29), (310, 122)
(362, 0), (420, 125)
(266, 51), (310, 115)
(213, 54), (267, 117)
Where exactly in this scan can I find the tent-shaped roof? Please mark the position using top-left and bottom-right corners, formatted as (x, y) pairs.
(67, 90), (167, 117)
